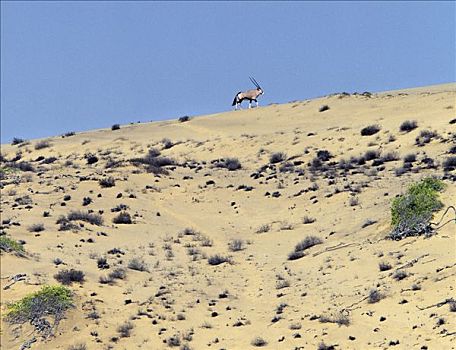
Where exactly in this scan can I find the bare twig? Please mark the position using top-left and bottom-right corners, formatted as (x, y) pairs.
(416, 298), (455, 311)
(395, 254), (429, 271)
(312, 242), (359, 257)
(3, 273), (27, 290)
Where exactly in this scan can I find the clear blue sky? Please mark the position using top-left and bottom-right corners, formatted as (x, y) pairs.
(1, 1), (455, 142)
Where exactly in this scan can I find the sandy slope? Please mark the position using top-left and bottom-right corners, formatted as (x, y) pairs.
(1, 83), (455, 350)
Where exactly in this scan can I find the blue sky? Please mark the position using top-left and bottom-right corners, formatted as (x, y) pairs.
(1, 1), (455, 142)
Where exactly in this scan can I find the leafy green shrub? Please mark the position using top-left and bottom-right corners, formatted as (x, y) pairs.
(5, 285), (73, 325)
(390, 177), (445, 239)
(0, 236), (25, 253)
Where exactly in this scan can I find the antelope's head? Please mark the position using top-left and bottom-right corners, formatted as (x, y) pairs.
(250, 77), (264, 95)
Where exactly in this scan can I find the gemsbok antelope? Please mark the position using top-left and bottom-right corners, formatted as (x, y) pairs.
(232, 77), (264, 110)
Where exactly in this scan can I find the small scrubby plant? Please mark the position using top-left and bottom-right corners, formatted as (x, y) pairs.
(287, 250), (305, 261)
(67, 344), (87, 350)
(378, 261), (392, 271)
(34, 140), (51, 150)
(215, 158), (241, 171)
(112, 212), (132, 224)
(208, 254), (230, 266)
(443, 156), (456, 171)
(28, 223), (45, 233)
(288, 236), (322, 261)
(399, 120), (418, 132)
(392, 269), (408, 281)
(128, 258), (148, 271)
(269, 152), (287, 164)
(130, 148), (175, 175)
(367, 288), (384, 303)
(415, 129), (437, 146)
(11, 137), (26, 145)
(295, 236), (322, 251)
(228, 239), (244, 252)
(67, 210), (104, 226)
(303, 216), (316, 224)
(117, 321), (134, 337)
(109, 268), (127, 280)
(178, 115), (190, 123)
(251, 337), (268, 347)
(361, 125), (381, 136)
(256, 224), (271, 233)
(54, 269), (85, 285)
(99, 177), (116, 188)
(390, 177), (445, 240)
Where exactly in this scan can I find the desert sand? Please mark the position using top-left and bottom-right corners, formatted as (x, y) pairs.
(1, 83), (455, 350)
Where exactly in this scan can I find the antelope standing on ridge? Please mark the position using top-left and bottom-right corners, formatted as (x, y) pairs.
(232, 77), (264, 110)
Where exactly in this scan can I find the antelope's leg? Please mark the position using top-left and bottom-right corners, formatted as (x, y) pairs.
(249, 101), (252, 109)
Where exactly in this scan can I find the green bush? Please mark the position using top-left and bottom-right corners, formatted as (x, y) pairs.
(0, 236), (24, 253)
(390, 177), (445, 239)
(5, 285), (73, 325)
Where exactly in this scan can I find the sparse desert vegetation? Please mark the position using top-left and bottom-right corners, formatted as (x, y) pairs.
(54, 269), (85, 285)
(399, 120), (418, 132)
(1, 83), (455, 350)
(360, 124), (381, 136)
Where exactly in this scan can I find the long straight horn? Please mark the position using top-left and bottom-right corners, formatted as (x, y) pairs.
(250, 77), (261, 89)
(249, 76), (260, 89)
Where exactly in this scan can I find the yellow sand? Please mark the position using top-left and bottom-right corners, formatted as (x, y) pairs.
(1, 83), (455, 349)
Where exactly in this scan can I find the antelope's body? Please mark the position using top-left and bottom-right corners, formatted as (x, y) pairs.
(232, 77), (264, 110)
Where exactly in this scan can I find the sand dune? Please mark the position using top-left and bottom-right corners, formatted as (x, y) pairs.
(1, 83), (455, 350)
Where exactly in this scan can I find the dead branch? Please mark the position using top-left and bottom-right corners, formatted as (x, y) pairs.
(312, 242), (359, 257)
(395, 254), (429, 271)
(416, 298), (455, 311)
